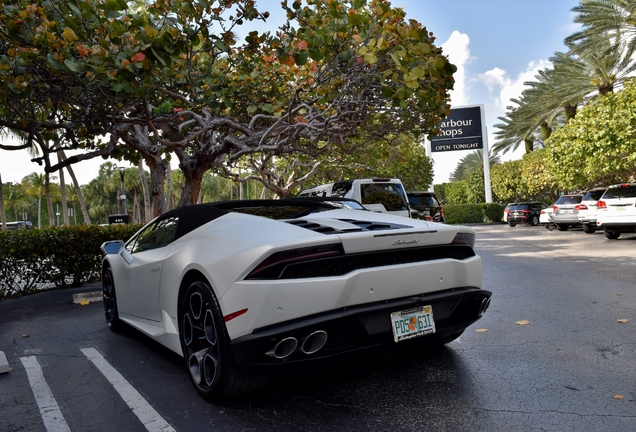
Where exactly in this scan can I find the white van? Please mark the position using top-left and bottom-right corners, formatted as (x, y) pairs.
(298, 178), (412, 217)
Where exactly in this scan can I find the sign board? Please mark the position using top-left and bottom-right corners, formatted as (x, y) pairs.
(430, 106), (483, 152)
(108, 214), (129, 224)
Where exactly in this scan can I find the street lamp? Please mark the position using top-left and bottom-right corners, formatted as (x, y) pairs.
(116, 166), (127, 215)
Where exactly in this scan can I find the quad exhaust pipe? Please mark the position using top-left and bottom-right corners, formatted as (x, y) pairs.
(478, 297), (491, 316)
(265, 330), (329, 359)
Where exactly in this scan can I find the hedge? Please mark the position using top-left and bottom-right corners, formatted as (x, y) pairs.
(0, 224), (141, 300)
(444, 203), (505, 224)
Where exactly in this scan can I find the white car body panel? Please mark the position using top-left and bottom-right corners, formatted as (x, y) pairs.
(103, 203), (484, 359)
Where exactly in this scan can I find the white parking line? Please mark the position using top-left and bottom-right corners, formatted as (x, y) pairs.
(81, 348), (176, 432)
(20, 356), (71, 432)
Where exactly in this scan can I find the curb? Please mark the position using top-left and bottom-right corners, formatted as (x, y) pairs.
(72, 291), (103, 304)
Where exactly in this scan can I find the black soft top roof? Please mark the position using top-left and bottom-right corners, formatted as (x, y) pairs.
(155, 198), (362, 240)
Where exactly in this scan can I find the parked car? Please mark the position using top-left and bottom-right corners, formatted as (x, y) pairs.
(507, 202), (548, 227)
(298, 178), (411, 217)
(406, 191), (444, 222)
(100, 198), (490, 400)
(552, 194), (584, 231)
(596, 183), (636, 239)
(539, 207), (555, 227)
(503, 203), (512, 223)
(576, 187), (607, 234)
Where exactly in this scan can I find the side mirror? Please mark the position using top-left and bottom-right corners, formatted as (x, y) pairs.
(100, 240), (133, 265)
(101, 240), (124, 255)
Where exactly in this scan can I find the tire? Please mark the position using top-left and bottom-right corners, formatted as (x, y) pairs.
(508, 222), (516, 227)
(557, 224), (569, 231)
(102, 266), (122, 332)
(582, 224), (596, 234)
(179, 280), (267, 401)
(530, 215), (539, 226)
(604, 229), (620, 240)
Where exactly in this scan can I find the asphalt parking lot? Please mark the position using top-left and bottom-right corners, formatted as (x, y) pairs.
(1, 224), (635, 431)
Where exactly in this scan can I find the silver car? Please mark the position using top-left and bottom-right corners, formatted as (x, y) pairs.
(552, 194), (584, 231)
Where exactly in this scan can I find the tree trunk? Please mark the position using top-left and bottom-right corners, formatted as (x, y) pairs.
(60, 150), (91, 225)
(524, 138), (534, 154)
(178, 168), (205, 207)
(37, 190), (42, 229)
(0, 171), (6, 230)
(165, 162), (173, 211)
(45, 173), (55, 226)
(58, 153), (70, 226)
(138, 160), (152, 223)
(143, 155), (167, 217)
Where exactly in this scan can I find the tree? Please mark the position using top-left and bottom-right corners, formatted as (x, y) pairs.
(567, 0), (636, 59)
(0, 0), (455, 215)
(449, 150), (500, 182)
(546, 79), (636, 189)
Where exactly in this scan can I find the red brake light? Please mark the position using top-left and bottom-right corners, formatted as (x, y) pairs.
(522, 210), (530, 214)
(575, 204), (588, 210)
(553, 205), (558, 213)
(598, 200), (607, 209)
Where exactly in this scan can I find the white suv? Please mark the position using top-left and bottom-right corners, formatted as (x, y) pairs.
(576, 187), (607, 234)
(596, 183), (636, 239)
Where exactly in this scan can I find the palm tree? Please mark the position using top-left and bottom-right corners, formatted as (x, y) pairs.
(3, 182), (29, 221)
(567, 0), (636, 59)
(450, 150), (501, 182)
(23, 173), (46, 228)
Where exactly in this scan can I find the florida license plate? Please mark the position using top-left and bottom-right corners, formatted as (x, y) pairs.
(390, 306), (435, 342)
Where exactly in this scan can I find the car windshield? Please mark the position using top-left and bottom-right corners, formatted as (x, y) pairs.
(602, 185), (636, 199)
(555, 196), (582, 205)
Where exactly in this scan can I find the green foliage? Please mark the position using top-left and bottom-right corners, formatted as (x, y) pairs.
(441, 170), (486, 205)
(444, 203), (504, 224)
(546, 79), (636, 188)
(0, 224), (141, 299)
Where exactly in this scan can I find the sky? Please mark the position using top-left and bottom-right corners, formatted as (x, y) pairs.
(0, 0), (582, 186)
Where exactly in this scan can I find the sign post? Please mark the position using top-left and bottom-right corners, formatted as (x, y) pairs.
(429, 105), (492, 203)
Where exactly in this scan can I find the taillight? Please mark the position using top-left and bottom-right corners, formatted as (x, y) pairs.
(553, 205), (558, 213)
(452, 232), (475, 249)
(522, 210), (530, 214)
(504, 209), (510, 213)
(598, 200), (607, 209)
(575, 204), (588, 210)
(246, 243), (344, 279)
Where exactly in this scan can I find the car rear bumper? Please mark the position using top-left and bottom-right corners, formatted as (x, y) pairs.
(229, 287), (491, 371)
(552, 214), (579, 224)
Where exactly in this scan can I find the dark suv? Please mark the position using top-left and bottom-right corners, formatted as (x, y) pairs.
(406, 191), (444, 223)
(507, 202), (548, 226)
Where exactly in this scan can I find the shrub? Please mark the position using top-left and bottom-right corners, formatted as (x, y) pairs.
(444, 203), (504, 224)
(0, 224), (141, 299)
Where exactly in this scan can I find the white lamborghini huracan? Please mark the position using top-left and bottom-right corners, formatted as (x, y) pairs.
(100, 198), (490, 400)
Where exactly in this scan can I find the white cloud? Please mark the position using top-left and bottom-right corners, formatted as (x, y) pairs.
(442, 31), (474, 107)
(478, 60), (550, 112)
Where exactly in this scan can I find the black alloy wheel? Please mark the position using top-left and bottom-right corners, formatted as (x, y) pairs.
(179, 280), (267, 401)
(582, 224), (596, 234)
(508, 222), (516, 227)
(102, 266), (121, 332)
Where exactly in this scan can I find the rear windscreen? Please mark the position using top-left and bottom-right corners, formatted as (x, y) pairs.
(555, 196), (582, 205)
(602, 186), (636, 199)
(509, 204), (530, 211)
(408, 195), (440, 207)
(583, 190), (605, 201)
(360, 183), (408, 211)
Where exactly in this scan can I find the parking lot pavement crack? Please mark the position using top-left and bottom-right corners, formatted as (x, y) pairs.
(479, 407), (636, 419)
